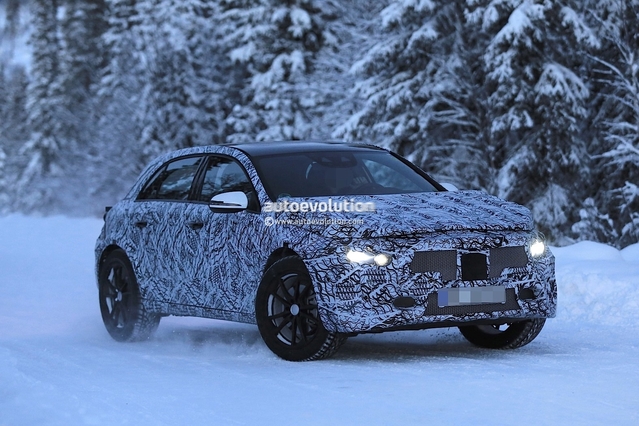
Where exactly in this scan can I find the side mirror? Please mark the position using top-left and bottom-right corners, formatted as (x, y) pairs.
(440, 182), (459, 192)
(209, 191), (248, 213)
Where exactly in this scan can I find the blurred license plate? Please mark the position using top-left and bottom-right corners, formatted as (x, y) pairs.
(438, 286), (506, 307)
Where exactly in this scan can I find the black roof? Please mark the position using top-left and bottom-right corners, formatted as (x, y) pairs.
(229, 141), (386, 157)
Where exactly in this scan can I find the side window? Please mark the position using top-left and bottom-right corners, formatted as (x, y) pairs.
(138, 156), (203, 201)
(199, 157), (253, 202)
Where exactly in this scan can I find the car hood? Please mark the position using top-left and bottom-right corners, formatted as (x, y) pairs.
(271, 190), (533, 239)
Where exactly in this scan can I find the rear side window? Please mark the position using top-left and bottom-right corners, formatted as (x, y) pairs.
(138, 156), (203, 201)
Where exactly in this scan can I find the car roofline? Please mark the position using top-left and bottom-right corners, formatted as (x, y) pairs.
(225, 140), (387, 158)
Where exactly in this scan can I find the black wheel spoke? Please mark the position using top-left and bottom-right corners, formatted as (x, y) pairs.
(275, 315), (293, 334)
(297, 304), (315, 311)
(111, 303), (121, 322)
(298, 310), (318, 324)
(278, 278), (295, 303)
(293, 277), (301, 300)
(298, 318), (309, 343)
(290, 317), (298, 345)
(272, 292), (292, 307)
(112, 266), (123, 290)
(268, 311), (288, 321)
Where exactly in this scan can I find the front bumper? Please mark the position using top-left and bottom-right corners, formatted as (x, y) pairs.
(303, 231), (557, 334)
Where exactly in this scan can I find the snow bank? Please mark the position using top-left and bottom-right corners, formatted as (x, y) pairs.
(552, 241), (639, 327)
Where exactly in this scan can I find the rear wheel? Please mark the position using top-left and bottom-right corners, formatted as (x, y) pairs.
(458, 319), (546, 349)
(98, 249), (160, 342)
(256, 256), (346, 361)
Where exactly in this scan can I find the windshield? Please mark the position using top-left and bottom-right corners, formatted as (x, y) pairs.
(252, 150), (440, 200)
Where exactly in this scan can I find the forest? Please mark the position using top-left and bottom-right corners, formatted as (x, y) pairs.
(0, 0), (637, 247)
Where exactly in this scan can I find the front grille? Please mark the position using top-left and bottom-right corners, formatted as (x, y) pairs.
(461, 253), (488, 280)
(411, 246), (529, 281)
(425, 288), (519, 315)
(489, 246), (528, 277)
(410, 250), (457, 280)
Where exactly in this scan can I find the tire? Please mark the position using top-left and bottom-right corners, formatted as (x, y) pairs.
(458, 318), (546, 349)
(256, 256), (346, 361)
(98, 249), (160, 342)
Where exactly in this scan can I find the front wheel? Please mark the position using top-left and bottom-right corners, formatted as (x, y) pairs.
(256, 256), (346, 361)
(98, 249), (160, 342)
(458, 318), (546, 349)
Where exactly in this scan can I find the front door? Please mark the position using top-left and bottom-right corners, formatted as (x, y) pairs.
(191, 155), (260, 319)
(131, 155), (208, 305)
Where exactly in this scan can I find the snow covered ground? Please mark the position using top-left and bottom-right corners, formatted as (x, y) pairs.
(0, 215), (637, 426)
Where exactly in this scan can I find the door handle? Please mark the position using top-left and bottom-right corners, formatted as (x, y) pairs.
(134, 221), (148, 228)
(187, 221), (204, 230)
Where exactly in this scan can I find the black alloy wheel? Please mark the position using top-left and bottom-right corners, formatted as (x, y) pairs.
(99, 249), (160, 342)
(256, 256), (345, 361)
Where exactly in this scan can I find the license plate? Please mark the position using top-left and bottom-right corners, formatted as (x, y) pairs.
(437, 286), (506, 307)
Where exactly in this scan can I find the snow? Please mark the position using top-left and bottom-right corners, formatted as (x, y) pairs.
(0, 215), (638, 425)
(287, 8), (312, 39)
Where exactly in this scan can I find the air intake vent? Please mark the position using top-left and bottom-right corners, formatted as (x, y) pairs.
(410, 250), (457, 281)
(489, 246), (528, 278)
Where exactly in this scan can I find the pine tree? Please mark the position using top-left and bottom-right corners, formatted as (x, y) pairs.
(54, 0), (109, 213)
(137, 0), (229, 161)
(584, 0), (639, 247)
(59, 0), (107, 120)
(0, 65), (29, 212)
(19, 0), (65, 212)
(0, 67), (7, 212)
(0, 145), (7, 214)
(335, 0), (490, 189)
(472, 0), (596, 242)
(220, 0), (330, 142)
(3, 0), (21, 60)
(312, 0), (381, 141)
(4, 0), (21, 41)
(94, 0), (149, 203)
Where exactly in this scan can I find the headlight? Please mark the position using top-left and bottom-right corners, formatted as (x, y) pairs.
(346, 248), (392, 266)
(529, 237), (546, 258)
(346, 249), (375, 263)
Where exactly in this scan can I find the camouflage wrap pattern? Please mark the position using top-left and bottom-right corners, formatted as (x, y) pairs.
(96, 145), (557, 334)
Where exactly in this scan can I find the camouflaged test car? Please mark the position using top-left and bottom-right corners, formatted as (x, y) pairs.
(96, 142), (556, 361)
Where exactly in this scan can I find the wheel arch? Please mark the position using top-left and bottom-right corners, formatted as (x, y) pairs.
(260, 245), (341, 334)
(98, 244), (127, 271)
(262, 245), (301, 275)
